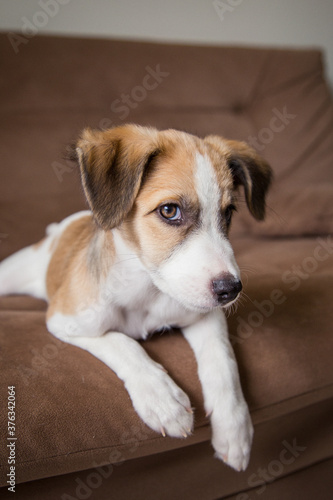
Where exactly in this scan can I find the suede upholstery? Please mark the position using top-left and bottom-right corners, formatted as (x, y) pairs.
(0, 34), (332, 499)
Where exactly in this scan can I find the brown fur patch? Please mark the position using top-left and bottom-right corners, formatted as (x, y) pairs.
(46, 215), (115, 317)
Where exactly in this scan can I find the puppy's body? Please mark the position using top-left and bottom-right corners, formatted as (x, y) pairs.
(0, 125), (272, 471)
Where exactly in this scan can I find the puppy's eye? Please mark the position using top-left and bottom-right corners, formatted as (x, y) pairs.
(224, 204), (236, 227)
(159, 204), (182, 222)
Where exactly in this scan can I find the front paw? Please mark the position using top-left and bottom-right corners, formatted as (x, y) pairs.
(126, 363), (194, 439)
(210, 401), (253, 471)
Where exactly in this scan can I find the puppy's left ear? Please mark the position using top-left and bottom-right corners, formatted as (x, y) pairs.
(205, 136), (273, 220)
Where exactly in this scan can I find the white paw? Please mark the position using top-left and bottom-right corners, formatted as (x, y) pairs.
(210, 400), (253, 471)
(126, 363), (194, 439)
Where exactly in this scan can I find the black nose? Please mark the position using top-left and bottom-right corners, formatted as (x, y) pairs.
(212, 275), (242, 305)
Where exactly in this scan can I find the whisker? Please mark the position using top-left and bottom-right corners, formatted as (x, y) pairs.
(239, 265), (257, 275)
(239, 266), (259, 286)
(238, 291), (252, 305)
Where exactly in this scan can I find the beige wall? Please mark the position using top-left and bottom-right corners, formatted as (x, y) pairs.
(1, 0), (333, 86)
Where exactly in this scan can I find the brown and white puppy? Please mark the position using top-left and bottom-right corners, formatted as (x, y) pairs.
(0, 125), (272, 471)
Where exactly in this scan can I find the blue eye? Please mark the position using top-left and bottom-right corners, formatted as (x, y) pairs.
(159, 204), (182, 222)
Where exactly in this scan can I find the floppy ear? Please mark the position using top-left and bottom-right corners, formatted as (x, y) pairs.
(75, 125), (160, 230)
(205, 136), (273, 220)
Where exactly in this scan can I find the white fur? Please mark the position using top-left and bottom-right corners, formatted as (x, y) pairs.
(0, 155), (253, 470)
(0, 238), (52, 299)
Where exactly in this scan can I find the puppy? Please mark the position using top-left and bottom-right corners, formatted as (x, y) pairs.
(0, 125), (272, 471)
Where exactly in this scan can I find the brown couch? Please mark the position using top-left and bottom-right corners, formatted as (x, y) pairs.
(0, 34), (333, 499)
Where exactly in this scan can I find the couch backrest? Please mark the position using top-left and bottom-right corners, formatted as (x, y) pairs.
(1, 35), (333, 259)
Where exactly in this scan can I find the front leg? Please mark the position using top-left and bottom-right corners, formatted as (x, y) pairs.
(48, 321), (193, 439)
(182, 309), (253, 471)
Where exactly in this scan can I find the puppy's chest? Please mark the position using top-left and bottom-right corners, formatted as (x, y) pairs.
(100, 269), (195, 339)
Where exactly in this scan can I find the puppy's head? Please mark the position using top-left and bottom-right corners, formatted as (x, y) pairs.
(76, 125), (272, 311)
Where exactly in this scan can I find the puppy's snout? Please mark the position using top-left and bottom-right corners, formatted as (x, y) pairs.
(212, 275), (242, 306)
